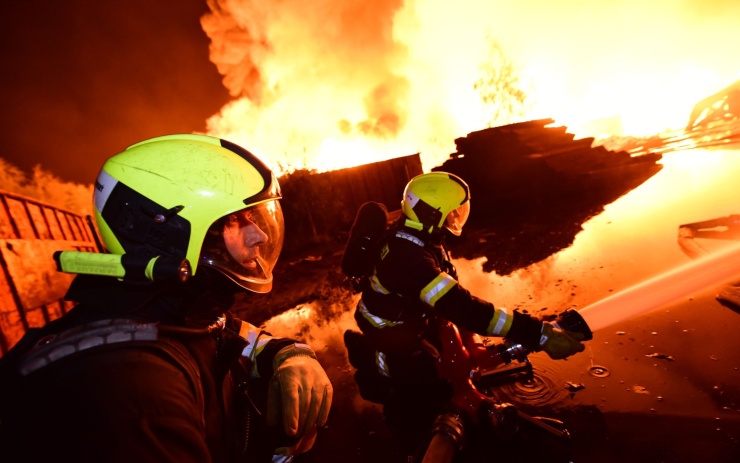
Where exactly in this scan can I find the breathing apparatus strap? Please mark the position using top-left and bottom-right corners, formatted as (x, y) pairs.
(17, 318), (159, 376)
(16, 317), (227, 377)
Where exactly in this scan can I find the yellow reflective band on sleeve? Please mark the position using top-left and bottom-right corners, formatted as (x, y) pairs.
(420, 273), (458, 307)
(358, 299), (403, 328)
(486, 307), (513, 336)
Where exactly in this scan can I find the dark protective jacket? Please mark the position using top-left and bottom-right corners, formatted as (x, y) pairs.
(354, 220), (543, 366)
(0, 271), (295, 463)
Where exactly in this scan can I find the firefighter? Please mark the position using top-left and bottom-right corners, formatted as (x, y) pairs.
(343, 172), (585, 453)
(0, 134), (332, 463)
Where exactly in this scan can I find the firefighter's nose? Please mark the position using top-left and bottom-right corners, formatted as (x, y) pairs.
(244, 223), (268, 247)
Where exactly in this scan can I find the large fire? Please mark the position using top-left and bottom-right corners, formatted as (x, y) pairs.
(199, 0), (740, 174)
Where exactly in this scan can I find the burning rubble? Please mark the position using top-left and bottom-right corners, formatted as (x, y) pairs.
(435, 119), (663, 275)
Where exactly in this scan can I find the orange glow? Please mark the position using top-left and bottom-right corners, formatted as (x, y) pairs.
(200, 0), (740, 173)
(452, 149), (740, 316)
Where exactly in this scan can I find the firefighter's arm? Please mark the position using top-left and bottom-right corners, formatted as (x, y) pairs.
(429, 281), (584, 359)
(483, 304), (584, 360)
(238, 321), (333, 448)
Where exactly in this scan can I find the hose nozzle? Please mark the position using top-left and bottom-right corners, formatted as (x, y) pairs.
(554, 309), (593, 341)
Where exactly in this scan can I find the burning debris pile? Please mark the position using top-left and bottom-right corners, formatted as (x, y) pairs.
(436, 119), (663, 275)
(278, 154), (422, 259)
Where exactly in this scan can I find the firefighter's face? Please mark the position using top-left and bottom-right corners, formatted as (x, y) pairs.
(199, 201), (284, 293)
(223, 210), (268, 270)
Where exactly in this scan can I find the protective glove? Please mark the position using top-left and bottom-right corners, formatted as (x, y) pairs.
(539, 322), (586, 360)
(267, 344), (333, 451)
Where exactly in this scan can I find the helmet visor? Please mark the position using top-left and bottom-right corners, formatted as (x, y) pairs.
(444, 201), (470, 236)
(200, 200), (284, 293)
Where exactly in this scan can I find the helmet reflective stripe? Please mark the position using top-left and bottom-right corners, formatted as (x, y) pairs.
(421, 273), (458, 306)
(404, 190), (421, 209)
(358, 299), (403, 328)
(375, 351), (391, 377)
(486, 307), (513, 336)
(93, 169), (118, 215)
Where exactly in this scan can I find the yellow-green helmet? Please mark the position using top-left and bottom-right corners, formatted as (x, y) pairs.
(93, 134), (283, 293)
(401, 172), (470, 236)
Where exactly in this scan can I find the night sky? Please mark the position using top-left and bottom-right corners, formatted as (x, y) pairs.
(1, 0), (231, 184)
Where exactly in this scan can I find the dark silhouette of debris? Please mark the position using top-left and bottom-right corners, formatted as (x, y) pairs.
(434, 119), (663, 275)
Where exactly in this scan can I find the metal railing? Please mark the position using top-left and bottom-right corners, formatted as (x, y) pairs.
(0, 189), (100, 355)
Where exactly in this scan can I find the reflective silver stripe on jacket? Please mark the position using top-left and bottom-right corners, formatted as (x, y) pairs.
(375, 351), (391, 377)
(421, 273), (457, 306)
(19, 319), (159, 376)
(357, 299), (403, 328)
(395, 230), (425, 247)
(488, 307), (511, 336)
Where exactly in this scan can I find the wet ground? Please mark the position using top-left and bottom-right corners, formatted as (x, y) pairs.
(238, 146), (740, 462)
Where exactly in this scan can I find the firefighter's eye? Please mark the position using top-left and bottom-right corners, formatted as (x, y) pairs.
(224, 210), (257, 230)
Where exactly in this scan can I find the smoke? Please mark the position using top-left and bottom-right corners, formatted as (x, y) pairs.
(199, 0), (740, 172)
(463, 0), (740, 135)
(200, 0), (429, 172)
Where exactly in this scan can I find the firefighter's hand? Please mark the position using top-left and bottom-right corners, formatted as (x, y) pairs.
(268, 344), (333, 445)
(539, 322), (585, 360)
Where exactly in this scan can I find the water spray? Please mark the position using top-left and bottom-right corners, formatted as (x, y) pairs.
(562, 241), (740, 335)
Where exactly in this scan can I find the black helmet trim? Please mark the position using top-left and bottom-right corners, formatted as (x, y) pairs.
(411, 198), (444, 232)
(101, 180), (190, 260)
(448, 173), (471, 204)
(220, 139), (282, 205)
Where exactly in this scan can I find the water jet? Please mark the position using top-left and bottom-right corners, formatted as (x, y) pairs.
(573, 242), (740, 333)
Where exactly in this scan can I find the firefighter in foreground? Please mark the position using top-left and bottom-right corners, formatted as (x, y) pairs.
(343, 172), (585, 455)
(0, 134), (332, 463)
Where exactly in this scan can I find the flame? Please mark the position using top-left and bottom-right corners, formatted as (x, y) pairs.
(200, 0), (740, 173)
